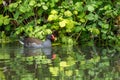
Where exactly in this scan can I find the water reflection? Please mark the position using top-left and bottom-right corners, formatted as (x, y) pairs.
(0, 42), (120, 80)
(23, 47), (52, 59)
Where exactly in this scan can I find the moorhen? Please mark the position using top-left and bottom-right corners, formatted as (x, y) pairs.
(19, 34), (55, 48)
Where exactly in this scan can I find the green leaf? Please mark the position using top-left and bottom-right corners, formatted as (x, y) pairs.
(75, 2), (83, 11)
(9, 3), (18, 8)
(78, 12), (85, 18)
(29, 0), (36, 6)
(0, 0), (2, 4)
(51, 10), (58, 15)
(64, 10), (72, 17)
(42, 5), (48, 10)
(19, 6), (26, 13)
(5, 25), (11, 31)
(60, 61), (69, 67)
(65, 70), (73, 76)
(59, 20), (67, 28)
(102, 24), (109, 29)
(87, 5), (95, 12)
(86, 13), (95, 20)
(0, 15), (3, 26)
(3, 16), (10, 25)
(88, 70), (95, 76)
(54, 0), (59, 2)
(49, 67), (59, 76)
(80, 18), (86, 23)
(14, 11), (20, 19)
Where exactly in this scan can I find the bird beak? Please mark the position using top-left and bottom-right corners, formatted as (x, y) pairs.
(51, 34), (55, 41)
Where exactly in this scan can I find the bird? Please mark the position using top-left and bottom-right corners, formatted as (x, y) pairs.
(19, 34), (55, 48)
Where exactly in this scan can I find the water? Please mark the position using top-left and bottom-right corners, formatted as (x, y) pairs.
(0, 42), (120, 80)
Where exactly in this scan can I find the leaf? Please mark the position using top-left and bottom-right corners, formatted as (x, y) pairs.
(88, 70), (95, 76)
(14, 11), (20, 19)
(60, 61), (69, 67)
(89, 28), (100, 35)
(87, 5), (95, 12)
(29, 0), (36, 6)
(78, 12), (85, 19)
(42, 5), (48, 10)
(65, 70), (73, 76)
(66, 20), (74, 29)
(80, 18), (86, 23)
(0, 0), (2, 4)
(48, 15), (58, 21)
(59, 20), (67, 28)
(19, 6), (26, 13)
(86, 13), (95, 20)
(75, 2), (83, 11)
(94, 56), (100, 63)
(5, 25), (11, 31)
(102, 24), (109, 29)
(3, 16), (10, 25)
(9, 3), (18, 8)
(54, 0), (59, 2)
(74, 26), (81, 32)
(49, 67), (59, 76)
(51, 10), (58, 15)
(0, 15), (3, 26)
(80, 61), (86, 65)
(64, 10), (72, 17)
(73, 10), (78, 15)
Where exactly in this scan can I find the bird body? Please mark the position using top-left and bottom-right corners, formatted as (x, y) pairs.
(19, 34), (55, 48)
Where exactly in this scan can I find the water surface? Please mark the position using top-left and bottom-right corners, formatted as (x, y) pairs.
(0, 42), (120, 80)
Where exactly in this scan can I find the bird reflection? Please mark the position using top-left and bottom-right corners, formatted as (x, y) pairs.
(23, 47), (52, 59)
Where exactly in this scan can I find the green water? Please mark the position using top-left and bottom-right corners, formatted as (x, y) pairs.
(0, 42), (120, 80)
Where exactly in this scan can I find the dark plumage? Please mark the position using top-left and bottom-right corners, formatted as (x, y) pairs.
(19, 34), (55, 48)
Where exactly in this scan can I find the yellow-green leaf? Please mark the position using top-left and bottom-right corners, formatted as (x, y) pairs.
(65, 70), (73, 76)
(64, 10), (72, 17)
(60, 61), (69, 67)
(29, 0), (36, 6)
(49, 67), (59, 76)
(51, 10), (58, 15)
(59, 20), (67, 28)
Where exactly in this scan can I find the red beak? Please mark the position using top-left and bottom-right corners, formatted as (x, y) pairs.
(51, 34), (55, 41)
(52, 54), (56, 59)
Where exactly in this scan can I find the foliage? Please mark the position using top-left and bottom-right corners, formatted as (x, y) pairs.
(0, 0), (120, 46)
